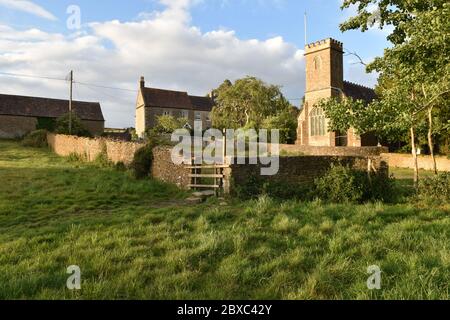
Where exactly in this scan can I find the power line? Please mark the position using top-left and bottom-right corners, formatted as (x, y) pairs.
(75, 81), (137, 93)
(0, 71), (67, 81)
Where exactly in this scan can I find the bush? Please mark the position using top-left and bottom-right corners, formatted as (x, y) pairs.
(418, 173), (450, 202)
(67, 152), (86, 163)
(55, 112), (92, 137)
(21, 130), (48, 148)
(232, 171), (312, 200)
(314, 164), (396, 204)
(115, 161), (127, 172)
(131, 143), (154, 179)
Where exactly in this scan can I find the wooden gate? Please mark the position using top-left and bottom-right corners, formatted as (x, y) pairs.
(186, 164), (229, 195)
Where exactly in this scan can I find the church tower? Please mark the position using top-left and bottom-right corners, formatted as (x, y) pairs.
(297, 38), (344, 146)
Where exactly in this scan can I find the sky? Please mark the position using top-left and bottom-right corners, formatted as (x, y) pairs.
(0, 0), (391, 128)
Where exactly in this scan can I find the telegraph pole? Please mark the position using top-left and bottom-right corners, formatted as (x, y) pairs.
(69, 70), (73, 135)
(304, 11), (308, 47)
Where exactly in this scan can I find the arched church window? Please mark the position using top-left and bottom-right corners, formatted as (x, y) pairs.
(313, 56), (322, 70)
(310, 107), (326, 136)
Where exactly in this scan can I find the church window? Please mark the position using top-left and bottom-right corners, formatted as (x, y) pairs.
(313, 56), (322, 70)
(310, 107), (326, 136)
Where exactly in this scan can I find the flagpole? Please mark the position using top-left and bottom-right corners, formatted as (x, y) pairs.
(304, 11), (307, 47)
(69, 70), (73, 135)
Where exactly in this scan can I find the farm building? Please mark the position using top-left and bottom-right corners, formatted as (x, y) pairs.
(0, 93), (104, 138)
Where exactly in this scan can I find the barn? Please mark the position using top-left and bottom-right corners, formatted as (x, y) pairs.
(0, 93), (104, 138)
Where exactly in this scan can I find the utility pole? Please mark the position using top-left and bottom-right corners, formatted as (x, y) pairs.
(304, 11), (308, 47)
(69, 70), (73, 135)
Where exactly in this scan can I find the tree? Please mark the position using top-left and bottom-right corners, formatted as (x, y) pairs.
(339, 1), (450, 184)
(211, 77), (297, 141)
(55, 112), (91, 137)
(340, 0), (447, 45)
(151, 115), (190, 135)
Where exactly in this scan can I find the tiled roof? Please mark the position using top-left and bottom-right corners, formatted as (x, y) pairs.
(142, 87), (193, 110)
(0, 94), (104, 121)
(141, 87), (214, 111)
(343, 81), (377, 103)
(189, 95), (214, 112)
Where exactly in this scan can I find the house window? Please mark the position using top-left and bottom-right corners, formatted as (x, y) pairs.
(310, 107), (326, 136)
(195, 112), (202, 121)
(163, 110), (171, 116)
(180, 110), (189, 119)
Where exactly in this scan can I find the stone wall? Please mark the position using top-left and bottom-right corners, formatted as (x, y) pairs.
(0, 115), (37, 139)
(275, 144), (388, 157)
(47, 133), (143, 165)
(382, 153), (450, 172)
(151, 146), (191, 189)
(224, 155), (388, 194)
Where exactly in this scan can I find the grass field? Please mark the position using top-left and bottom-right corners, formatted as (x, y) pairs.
(0, 140), (448, 299)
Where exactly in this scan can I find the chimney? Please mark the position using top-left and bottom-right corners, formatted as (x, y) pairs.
(139, 76), (145, 89)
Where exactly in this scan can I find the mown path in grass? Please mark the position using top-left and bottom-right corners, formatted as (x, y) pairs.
(0, 140), (448, 299)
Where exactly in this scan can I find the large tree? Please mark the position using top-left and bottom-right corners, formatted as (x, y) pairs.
(211, 77), (297, 143)
(332, 1), (450, 185)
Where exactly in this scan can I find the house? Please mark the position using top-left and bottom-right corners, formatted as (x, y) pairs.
(0, 93), (104, 138)
(135, 77), (214, 138)
(296, 38), (378, 147)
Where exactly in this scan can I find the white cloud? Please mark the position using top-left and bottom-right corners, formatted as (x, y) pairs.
(0, 0), (305, 127)
(0, 0), (57, 21)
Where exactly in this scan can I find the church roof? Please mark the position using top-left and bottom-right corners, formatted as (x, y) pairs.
(343, 81), (377, 103)
(0, 93), (104, 121)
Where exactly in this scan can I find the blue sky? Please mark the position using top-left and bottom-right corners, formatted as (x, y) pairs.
(0, 0), (390, 127)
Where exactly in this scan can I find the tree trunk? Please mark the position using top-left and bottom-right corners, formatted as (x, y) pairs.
(427, 106), (438, 174)
(410, 127), (419, 190)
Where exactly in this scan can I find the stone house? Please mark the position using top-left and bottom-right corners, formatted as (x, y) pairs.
(0, 93), (104, 138)
(135, 77), (214, 138)
(296, 38), (378, 147)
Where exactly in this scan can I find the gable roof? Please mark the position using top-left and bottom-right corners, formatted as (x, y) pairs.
(141, 87), (214, 111)
(141, 87), (193, 110)
(0, 94), (104, 121)
(189, 95), (214, 112)
(343, 81), (377, 103)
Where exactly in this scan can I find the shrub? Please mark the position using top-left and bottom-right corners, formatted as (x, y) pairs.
(21, 130), (48, 148)
(131, 143), (154, 179)
(67, 152), (86, 163)
(94, 150), (111, 168)
(313, 164), (396, 204)
(55, 112), (92, 137)
(115, 161), (127, 172)
(418, 173), (450, 202)
(314, 165), (364, 203)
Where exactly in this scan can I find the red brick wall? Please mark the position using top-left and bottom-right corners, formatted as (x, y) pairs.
(47, 133), (143, 165)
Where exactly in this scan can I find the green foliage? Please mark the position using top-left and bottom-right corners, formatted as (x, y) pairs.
(55, 112), (92, 137)
(317, 97), (372, 136)
(314, 164), (396, 203)
(153, 115), (190, 135)
(36, 117), (56, 132)
(211, 77), (297, 135)
(67, 152), (86, 163)
(94, 147), (112, 168)
(314, 165), (364, 203)
(115, 161), (127, 172)
(21, 130), (48, 148)
(262, 108), (298, 144)
(418, 172), (450, 202)
(131, 143), (154, 179)
(340, 0), (448, 45)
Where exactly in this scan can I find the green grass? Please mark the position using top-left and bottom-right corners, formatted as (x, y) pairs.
(0, 140), (448, 300)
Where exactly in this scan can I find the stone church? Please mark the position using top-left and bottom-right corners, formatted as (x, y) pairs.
(296, 38), (378, 147)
